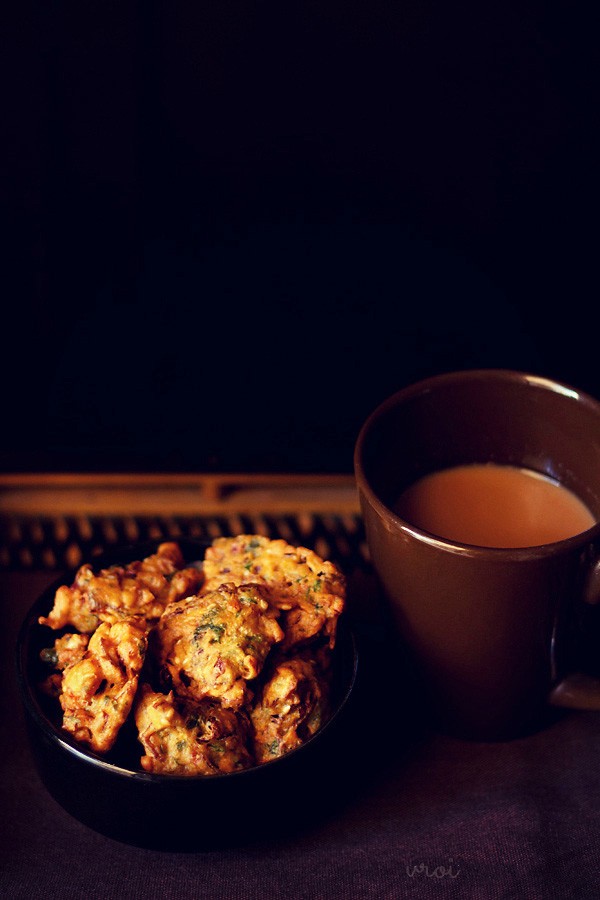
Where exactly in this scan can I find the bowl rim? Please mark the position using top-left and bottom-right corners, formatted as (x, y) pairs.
(16, 537), (359, 783)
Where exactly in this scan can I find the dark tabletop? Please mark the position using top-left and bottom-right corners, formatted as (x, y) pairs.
(3, 569), (600, 900)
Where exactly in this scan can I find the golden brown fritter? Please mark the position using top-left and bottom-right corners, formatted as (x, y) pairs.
(202, 535), (346, 649)
(134, 684), (254, 775)
(155, 583), (284, 710)
(41, 632), (91, 670)
(38, 581), (100, 635)
(251, 656), (329, 763)
(59, 619), (148, 754)
(38, 542), (203, 633)
(33, 538), (346, 772)
(38, 632), (91, 699)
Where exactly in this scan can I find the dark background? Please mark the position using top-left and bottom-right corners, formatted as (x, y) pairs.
(3, 2), (597, 475)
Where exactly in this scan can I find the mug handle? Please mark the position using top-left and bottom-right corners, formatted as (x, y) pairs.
(549, 556), (600, 711)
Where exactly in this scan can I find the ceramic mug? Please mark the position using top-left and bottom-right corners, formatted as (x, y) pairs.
(354, 369), (600, 740)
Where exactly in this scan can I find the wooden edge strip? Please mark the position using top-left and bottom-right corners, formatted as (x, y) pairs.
(0, 473), (361, 516)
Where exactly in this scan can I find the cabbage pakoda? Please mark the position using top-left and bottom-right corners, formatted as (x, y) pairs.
(134, 684), (253, 775)
(39, 632), (91, 698)
(41, 631), (91, 670)
(155, 583), (284, 710)
(38, 542), (203, 633)
(251, 656), (329, 763)
(59, 619), (148, 754)
(35, 536), (345, 771)
(202, 535), (346, 650)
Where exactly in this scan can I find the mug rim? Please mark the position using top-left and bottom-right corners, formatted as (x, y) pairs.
(354, 368), (600, 560)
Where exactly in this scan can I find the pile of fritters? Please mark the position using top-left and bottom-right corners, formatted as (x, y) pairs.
(38, 536), (346, 775)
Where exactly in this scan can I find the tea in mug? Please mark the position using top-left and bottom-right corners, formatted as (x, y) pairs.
(394, 463), (596, 548)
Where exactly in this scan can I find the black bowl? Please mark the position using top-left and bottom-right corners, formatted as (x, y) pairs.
(16, 539), (359, 851)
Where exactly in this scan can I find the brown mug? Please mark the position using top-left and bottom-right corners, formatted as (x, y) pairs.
(354, 369), (600, 740)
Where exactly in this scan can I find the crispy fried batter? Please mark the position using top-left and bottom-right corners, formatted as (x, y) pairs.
(60, 619), (148, 754)
(38, 542), (203, 633)
(134, 684), (253, 775)
(251, 656), (329, 763)
(155, 583), (284, 710)
(39, 633), (91, 698)
(34, 538), (346, 771)
(203, 535), (346, 649)
(41, 632), (91, 670)
(38, 582), (100, 635)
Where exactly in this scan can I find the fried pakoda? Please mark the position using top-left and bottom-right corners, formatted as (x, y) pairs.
(35, 537), (346, 771)
(39, 632), (91, 698)
(250, 656), (329, 763)
(134, 684), (253, 775)
(202, 535), (346, 650)
(38, 542), (203, 634)
(41, 632), (91, 670)
(59, 619), (148, 754)
(155, 583), (284, 710)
